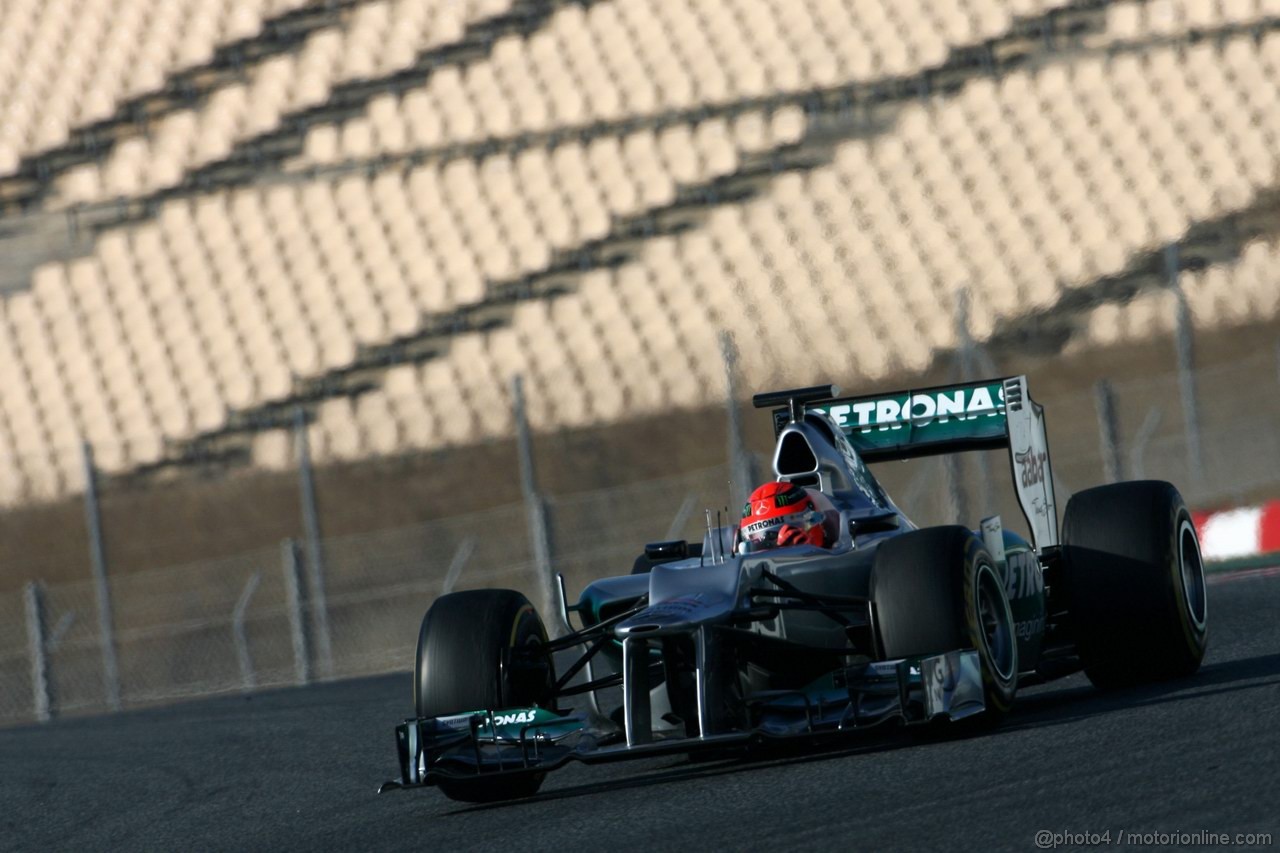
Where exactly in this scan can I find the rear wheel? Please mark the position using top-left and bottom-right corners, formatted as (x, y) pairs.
(415, 589), (555, 802)
(1062, 480), (1208, 688)
(871, 526), (1017, 720)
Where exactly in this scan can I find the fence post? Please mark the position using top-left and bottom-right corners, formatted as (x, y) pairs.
(24, 582), (51, 722)
(511, 376), (562, 636)
(1166, 244), (1204, 487)
(82, 442), (121, 712)
(294, 408), (333, 679)
(664, 493), (698, 542)
(281, 539), (311, 686)
(1130, 407), (1163, 480)
(440, 538), (476, 595)
(1094, 380), (1124, 484)
(720, 331), (755, 508)
(946, 290), (974, 523)
(231, 572), (261, 692)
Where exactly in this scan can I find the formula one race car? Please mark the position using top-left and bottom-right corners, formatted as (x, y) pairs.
(381, 376), (1209, 803)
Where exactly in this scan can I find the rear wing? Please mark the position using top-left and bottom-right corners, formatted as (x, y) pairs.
(760, 377), (1058, 552)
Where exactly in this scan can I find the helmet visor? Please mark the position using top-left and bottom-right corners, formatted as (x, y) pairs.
(739, 509), (826, 551)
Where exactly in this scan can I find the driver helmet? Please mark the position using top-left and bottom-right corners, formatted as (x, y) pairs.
(738, 481), (838, 552)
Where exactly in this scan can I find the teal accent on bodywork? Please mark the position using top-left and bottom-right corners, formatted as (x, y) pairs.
(998, 529), (1046, 672)
(776, 380), (1009, 460)
(430, 707), (584, 741)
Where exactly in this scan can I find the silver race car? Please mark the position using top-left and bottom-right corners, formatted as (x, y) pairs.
(381, 377), (1208, 802)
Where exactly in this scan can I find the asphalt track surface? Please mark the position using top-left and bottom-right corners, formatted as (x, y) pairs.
(3, 570), (1279, 853)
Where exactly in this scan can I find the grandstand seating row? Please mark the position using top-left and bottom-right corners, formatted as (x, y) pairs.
(27, 0), (1280, 206)
(52, 0), (518, 203)
(0, 0), (313, 175)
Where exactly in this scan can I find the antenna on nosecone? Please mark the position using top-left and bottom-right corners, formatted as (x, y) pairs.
(716, 509), (723, 563)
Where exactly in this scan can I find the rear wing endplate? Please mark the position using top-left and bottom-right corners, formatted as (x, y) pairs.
(765, 377), (1058, 552)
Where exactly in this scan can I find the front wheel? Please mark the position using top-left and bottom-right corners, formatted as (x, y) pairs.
(871, 526), (1018, 720)
(415, 589), (555, 802)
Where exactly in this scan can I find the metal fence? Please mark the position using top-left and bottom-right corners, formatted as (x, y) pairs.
(1, 343), (1278, 729)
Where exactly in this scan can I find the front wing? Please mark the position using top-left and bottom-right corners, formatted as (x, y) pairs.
(380, 649), (983, 791)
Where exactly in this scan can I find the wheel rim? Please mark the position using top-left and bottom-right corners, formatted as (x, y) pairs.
(1178, 518), (1208, 632)
(976, 564), (1016, 682)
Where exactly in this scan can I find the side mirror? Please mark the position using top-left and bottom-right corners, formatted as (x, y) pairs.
(644, 540), (689, 562)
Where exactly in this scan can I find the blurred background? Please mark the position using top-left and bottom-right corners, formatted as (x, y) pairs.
(1, 0), (1278, 726)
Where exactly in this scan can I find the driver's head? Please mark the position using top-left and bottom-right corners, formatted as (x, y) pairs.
(738, 481), (836, 552)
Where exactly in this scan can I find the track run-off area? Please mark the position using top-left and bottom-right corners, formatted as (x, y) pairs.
(2, 568), (1278, 852)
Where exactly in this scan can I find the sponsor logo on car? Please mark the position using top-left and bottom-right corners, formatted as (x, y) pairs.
(1005, 550), (1045, 600)
(824, 385), (1005, 433)
(1015, 615), (1045, 641)
(491, 710), (538, 726)
(1015, 446), (1047, 488)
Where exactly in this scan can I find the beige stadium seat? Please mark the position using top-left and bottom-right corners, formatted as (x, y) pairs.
(7, 292), (84, 463)
(382, 364), (433, 449)
(355, 391), (402, 456)
(458, 332), (517, 437)
(585, 136), (641, 218)
(66, 258), (154, 446)
(0, 425), (29, 506)
(316, 397), (364, 462)
(583, 5), (661, 111)
(418, 360), (472, 445)
(573, 274), (628, 421)
(250, 428), (292, 471)
(367, 92), (408, 155)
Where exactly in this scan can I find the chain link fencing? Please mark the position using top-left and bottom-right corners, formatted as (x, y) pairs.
(2, 349), (1279, 728)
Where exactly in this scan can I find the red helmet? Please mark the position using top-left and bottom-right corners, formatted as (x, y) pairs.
(739, 481), (837, 552)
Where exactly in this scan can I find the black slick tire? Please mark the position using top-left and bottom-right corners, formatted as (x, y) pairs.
(871, 526), (1018, 720)
(414, 589), (555, 802)
(1062, 480), (1208, 688)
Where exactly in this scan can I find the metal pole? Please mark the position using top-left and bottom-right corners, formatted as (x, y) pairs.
(440, 538), (476, 595)
(942, 454), (968, 526)
(1166, 244), (1204, 487)
(512, 376), (562, 636)
(1130, 407), (1163, 481)
(664, 493), (698, 542)
(294, 408), (333, 679)
(82, 442), (120, 712)
(24, 582), (51, 723)
(231, 572), (261, 692)
(1093, 379), (1124, 483)
(281, 539), (311, 686)
(720, 331), (754, 507)
(948, 290), (974, 523)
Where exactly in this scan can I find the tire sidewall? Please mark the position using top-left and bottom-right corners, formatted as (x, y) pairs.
(1168, 505), (1209, 662)
(962, 537), (1018, 714)
(503, 601), (554, 711)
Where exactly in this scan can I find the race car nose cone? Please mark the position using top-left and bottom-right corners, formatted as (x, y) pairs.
(615, 592), (735, 637)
